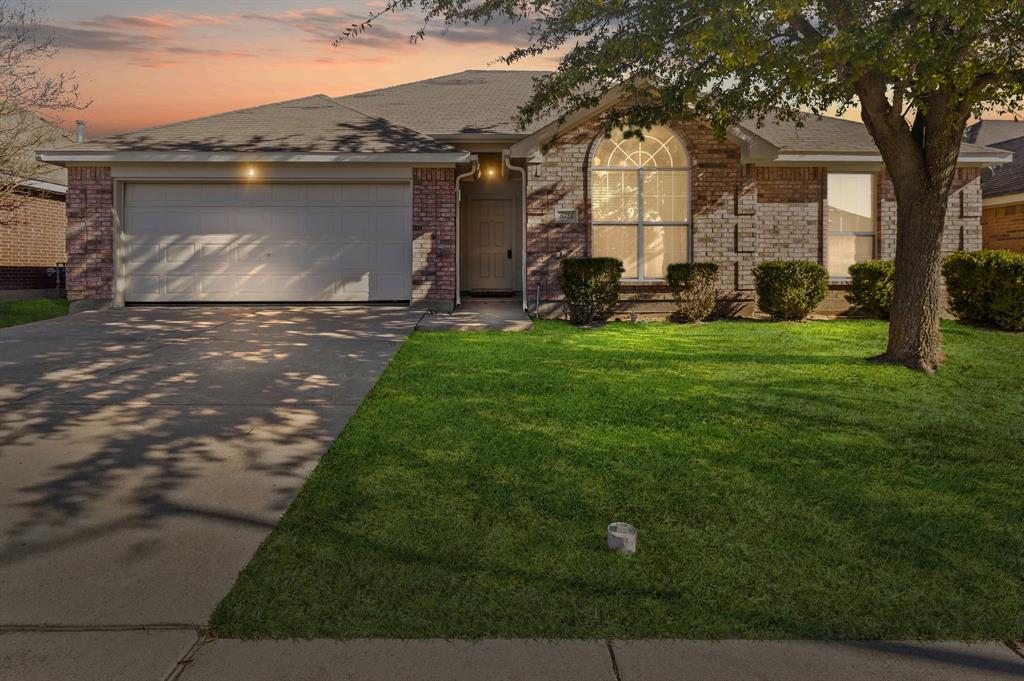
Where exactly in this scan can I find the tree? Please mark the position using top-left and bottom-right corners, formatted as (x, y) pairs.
(0, 0), (83, 221)
(338, 0), (1024, 372)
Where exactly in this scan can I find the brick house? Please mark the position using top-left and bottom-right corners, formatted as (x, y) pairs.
(1, 115), (69, 298)
(966, 120), (1024, 252)
(38, 71), (1010, 315)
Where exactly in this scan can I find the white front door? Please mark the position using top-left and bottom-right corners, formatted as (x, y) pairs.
(464, 199), (516, 291)
(122, 182), (412, 302)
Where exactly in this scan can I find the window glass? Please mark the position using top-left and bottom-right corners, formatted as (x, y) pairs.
(643, 170), (689, 222)
(827, 173), (876, 277)
(591, 126), (690, 279)
(643, 226), (689, 278)
(827, 235), (875, 277)
(593, 225), (638, 278)
(591, 170), (639, 222)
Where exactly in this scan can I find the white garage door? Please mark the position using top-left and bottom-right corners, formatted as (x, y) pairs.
(123, 182), (412, 302)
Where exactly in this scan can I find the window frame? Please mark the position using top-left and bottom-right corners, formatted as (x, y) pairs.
(590, 127), (693, 281)
(825, 171), (877, 282)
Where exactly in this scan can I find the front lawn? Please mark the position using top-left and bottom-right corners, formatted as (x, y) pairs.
(212, 320), (1024, 640)
(0, 297), (68, 329)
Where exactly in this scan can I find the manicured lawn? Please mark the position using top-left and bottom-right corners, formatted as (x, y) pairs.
(0, 297), (68, 329)
(212, 320), (1024, 640)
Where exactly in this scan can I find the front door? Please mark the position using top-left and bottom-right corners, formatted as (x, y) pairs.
(465, 199), (516, 292)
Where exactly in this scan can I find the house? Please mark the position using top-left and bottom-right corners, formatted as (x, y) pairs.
(965, 119), (1024, 252)
(38, 70), (1010, 316)
(1, 114), (70, 299)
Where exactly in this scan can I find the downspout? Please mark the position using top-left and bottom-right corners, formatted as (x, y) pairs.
(455, 155), (480, 309)
(503, 150), (528, 312)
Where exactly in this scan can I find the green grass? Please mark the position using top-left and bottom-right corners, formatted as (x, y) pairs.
(0, 297), (68, 329)
(212, 320), (1024, 640)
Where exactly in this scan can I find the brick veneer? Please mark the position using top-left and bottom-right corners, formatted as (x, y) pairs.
(411, 167), (456, 309)
(877, 168), (982, 259)
(0, 189), (67, 290)
(981, 201), (1024, 251)
(525, 117), (985, 316)
(66, 167), (114, 301)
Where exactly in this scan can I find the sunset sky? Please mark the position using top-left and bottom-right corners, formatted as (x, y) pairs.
(34, 0), (559, 137)
(30, 0), (1015, 141)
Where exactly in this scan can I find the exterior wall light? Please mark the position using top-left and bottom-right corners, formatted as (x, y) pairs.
(246, 165), (256, 178)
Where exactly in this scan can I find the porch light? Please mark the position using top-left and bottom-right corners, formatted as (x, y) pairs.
(246, 165), (257, 178)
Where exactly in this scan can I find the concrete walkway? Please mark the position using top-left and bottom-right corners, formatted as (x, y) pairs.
(416, 298), (533, 331)
(0, 306), (421, 680)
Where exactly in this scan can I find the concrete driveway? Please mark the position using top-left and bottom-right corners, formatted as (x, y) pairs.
(0, 306), (420, 679)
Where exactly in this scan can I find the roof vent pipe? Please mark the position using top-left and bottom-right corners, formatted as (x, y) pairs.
(75, 121), (85, 143)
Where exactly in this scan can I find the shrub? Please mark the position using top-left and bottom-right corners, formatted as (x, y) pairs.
(846, 259), (895, 319)
(752, 260), (829, 321)
(942, 250), (1024, 331)
(666, 262), (719, 322)
(560, 257), (624, 324)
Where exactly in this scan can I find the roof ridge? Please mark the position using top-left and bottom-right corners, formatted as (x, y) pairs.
(335, 68), (553, 101)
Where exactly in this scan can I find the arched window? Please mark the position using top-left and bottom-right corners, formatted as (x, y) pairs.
(591, 126), (691, 279)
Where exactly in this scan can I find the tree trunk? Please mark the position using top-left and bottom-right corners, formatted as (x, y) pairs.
(872, 174), (951, 373)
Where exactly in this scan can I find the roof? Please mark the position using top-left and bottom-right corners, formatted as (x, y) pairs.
(739, 112), (999, 158)
(966, 119), (1024, 147)
(336, 70), (558, 136)
(979, 135), (1024, 197)
(1, 111), (70, 188)
(44, 95), (461, 156)
(35, 71), (1012, 167)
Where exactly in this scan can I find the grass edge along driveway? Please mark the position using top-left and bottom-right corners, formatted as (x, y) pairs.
(0, 297), (69, 329)
(212, 319), (1024, 641)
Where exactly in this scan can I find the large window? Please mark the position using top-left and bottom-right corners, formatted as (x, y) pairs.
(591, 127), (690, 279)
(826, 173), (876, 278)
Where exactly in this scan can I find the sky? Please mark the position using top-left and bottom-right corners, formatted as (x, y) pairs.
(31, 0), (559, 136)
(27, 0), (1016, 140)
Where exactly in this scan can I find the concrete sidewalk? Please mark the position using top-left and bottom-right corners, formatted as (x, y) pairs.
(5, 634), (1021, 680)
(171, 639), (1024, 681)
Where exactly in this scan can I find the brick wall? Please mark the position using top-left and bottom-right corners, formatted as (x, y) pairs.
(981, 202), (1024, 252)
(411, 167), (456, 308)
(0, 189), (67, 291)
(878, 168), (982, 258)
(526, 117), (986, 317)
(66, 167), (114, 301)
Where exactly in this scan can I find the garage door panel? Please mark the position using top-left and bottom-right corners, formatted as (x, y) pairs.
(373, 271), (412, 300)
(124, 182), (412, 302)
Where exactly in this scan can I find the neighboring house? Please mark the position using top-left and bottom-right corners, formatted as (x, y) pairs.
(1, 114), (70, 297)
(965, 119), (1024, 252)
(38, 70), (1009, 316)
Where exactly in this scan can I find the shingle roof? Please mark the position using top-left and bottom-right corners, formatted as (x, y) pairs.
(52, 95), (459, 154)
(740, 112), (996, 155)
(336, 70), (558, 136)
(979, 135), (1024, 197)
(965, 119), (1024, 146)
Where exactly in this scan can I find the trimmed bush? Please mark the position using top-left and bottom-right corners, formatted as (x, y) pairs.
(752, 260), (829, 321)
(560, 257), (624, 324)
(846, 259), (895, 319)
(666, 262), (719, 322)
(942, 250), (1024, 331)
